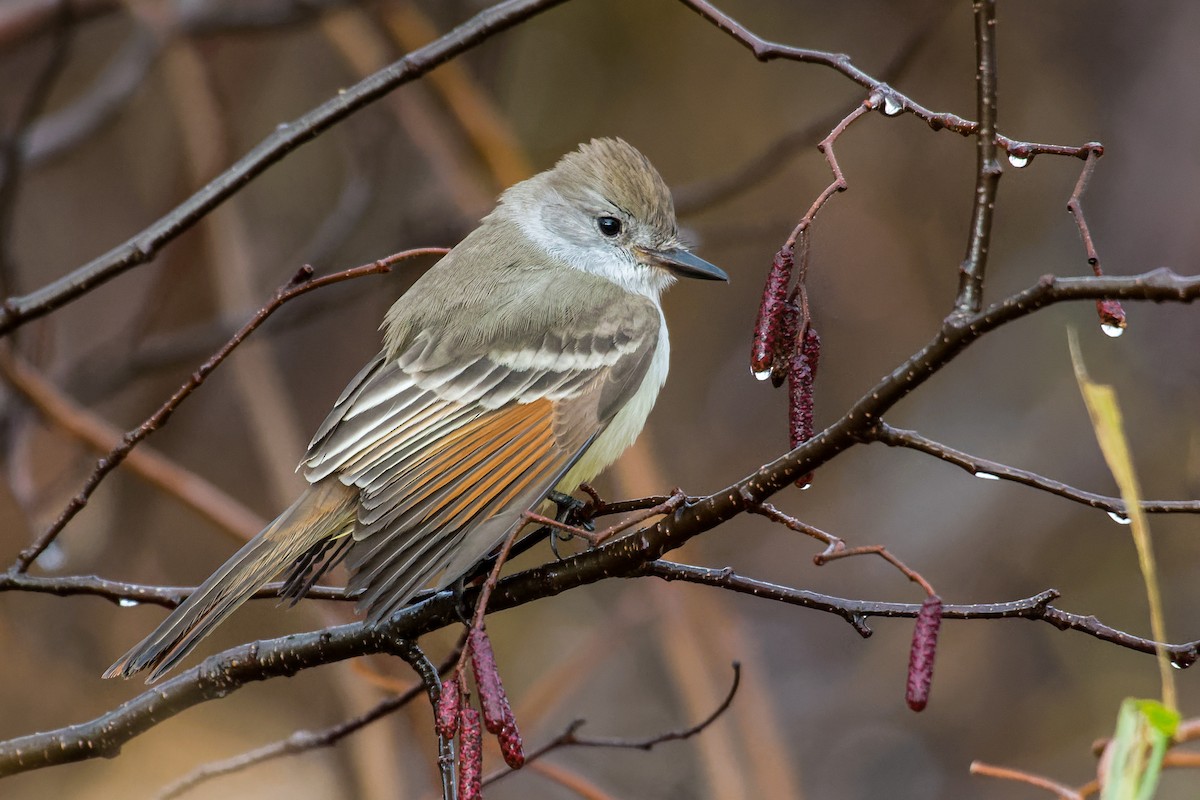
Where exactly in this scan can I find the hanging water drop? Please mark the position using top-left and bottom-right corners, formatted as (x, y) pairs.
(1106, 510), (1131, 525)
(798, 481), (812, 491)
(973, 471), (1000, 481)
(1100, 323), (1124, 338)
(118, 598), (139, 608)
(882, 95), (903, 116)
(752, 367), (772, 381)
(1007, 152), (1031, 168)
(1170, 652), (1197, 670)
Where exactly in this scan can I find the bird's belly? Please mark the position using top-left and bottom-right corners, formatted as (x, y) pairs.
(555, 319), (670, 493)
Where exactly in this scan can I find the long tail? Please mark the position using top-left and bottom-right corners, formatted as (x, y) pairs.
(104, 479), (357, 683)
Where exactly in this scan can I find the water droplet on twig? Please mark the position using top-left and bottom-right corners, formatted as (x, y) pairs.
(1107, 510), (1131, 525)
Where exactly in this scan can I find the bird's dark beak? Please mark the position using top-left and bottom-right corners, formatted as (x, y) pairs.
(642, 247), (729, 282)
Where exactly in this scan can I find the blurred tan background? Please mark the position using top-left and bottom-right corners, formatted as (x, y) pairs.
(1, 1), (1198, 798)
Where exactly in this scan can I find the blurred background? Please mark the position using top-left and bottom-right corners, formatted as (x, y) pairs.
(1, 0), (1197, 797)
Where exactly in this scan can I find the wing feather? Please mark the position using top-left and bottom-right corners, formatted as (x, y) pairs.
(300, 285), (663, 621)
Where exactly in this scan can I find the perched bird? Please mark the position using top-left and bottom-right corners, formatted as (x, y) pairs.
(105, 138), (727, 682)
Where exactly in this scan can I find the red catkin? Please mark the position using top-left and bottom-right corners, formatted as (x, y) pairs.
(906, 594), (943, 712)
(467, 626), (525, 768)
(788, 326), (821, 486)
(770, 300), (801, 388)
(497, 720), (525, 769)
(457, 706), (483, 799)
(750, 246), (795, 377)
(1096, 299), (1126, 334)
(435, 677), (461, 740)
(468, 627), (511, 735)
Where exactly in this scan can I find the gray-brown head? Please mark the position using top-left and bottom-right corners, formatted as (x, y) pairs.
(491, 138), (727, 298)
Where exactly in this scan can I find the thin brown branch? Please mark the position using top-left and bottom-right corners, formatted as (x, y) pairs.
(641, 560), (1200, 669)
(0, 0), (568, 336)
(673, 9), (945, 215)
(1066, 146), (1104, 270)
(747, 500), (843, 555)
(10, 247), (446, 572)
(954, 0), (1001, 314)
(970, 761), (1083, 800)
(995, 135), (1100, 165)
(750, 500), (935, 598)
(0, 572), (351, 606)
(483, 663), (740, 788)
(814, 543), (937, 597)
(676, 0), (976, 134)
(0, 343), (265, 542)
(785, 98), (875, 248)
(524, 489), (687, 547)
(870, 423), (1200, 517)
(155, 642), (464, 800)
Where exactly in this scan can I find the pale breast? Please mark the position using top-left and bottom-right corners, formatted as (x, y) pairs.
(555, 310), (669, 492)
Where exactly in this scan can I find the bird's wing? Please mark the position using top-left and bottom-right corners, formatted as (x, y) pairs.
(301, 292), (661, 623)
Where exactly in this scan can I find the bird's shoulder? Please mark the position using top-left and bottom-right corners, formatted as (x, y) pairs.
(381, 220), (661, 365)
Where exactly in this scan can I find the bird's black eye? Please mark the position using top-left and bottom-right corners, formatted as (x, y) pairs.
(597, 216), (622, 237)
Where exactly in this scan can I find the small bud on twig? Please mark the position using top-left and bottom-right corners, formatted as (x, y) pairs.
(435, 676), (462, 740)
(1096, 299), (1126, 337)
(751, 246), (795, 379)
(906, 594), (943, 712)
(458, 706), (483, 799)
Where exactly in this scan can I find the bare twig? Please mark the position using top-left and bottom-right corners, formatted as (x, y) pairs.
(970, 760), (1083, 800)
(954, 0), (1001, 314)
(676, 0), (977, 135)
(0, 571), (351, 607)
(155, 641), (464, 800)
(482, 663), (741, 788)
(10, 247), (446, 572)
(870, 423), (1200, 517)
(674, 9), (945, 215)
(785, 98), (876, 248)
(0, 0), (566, 336)
(523, 489), (687, 547)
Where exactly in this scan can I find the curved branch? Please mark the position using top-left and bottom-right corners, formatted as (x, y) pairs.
(0, 572), (351, 607)
(0, 0), (568, 336)
(0, 625), (413, 777)
(483, 663), (741, 787)
(870, 423), (1200, 517)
